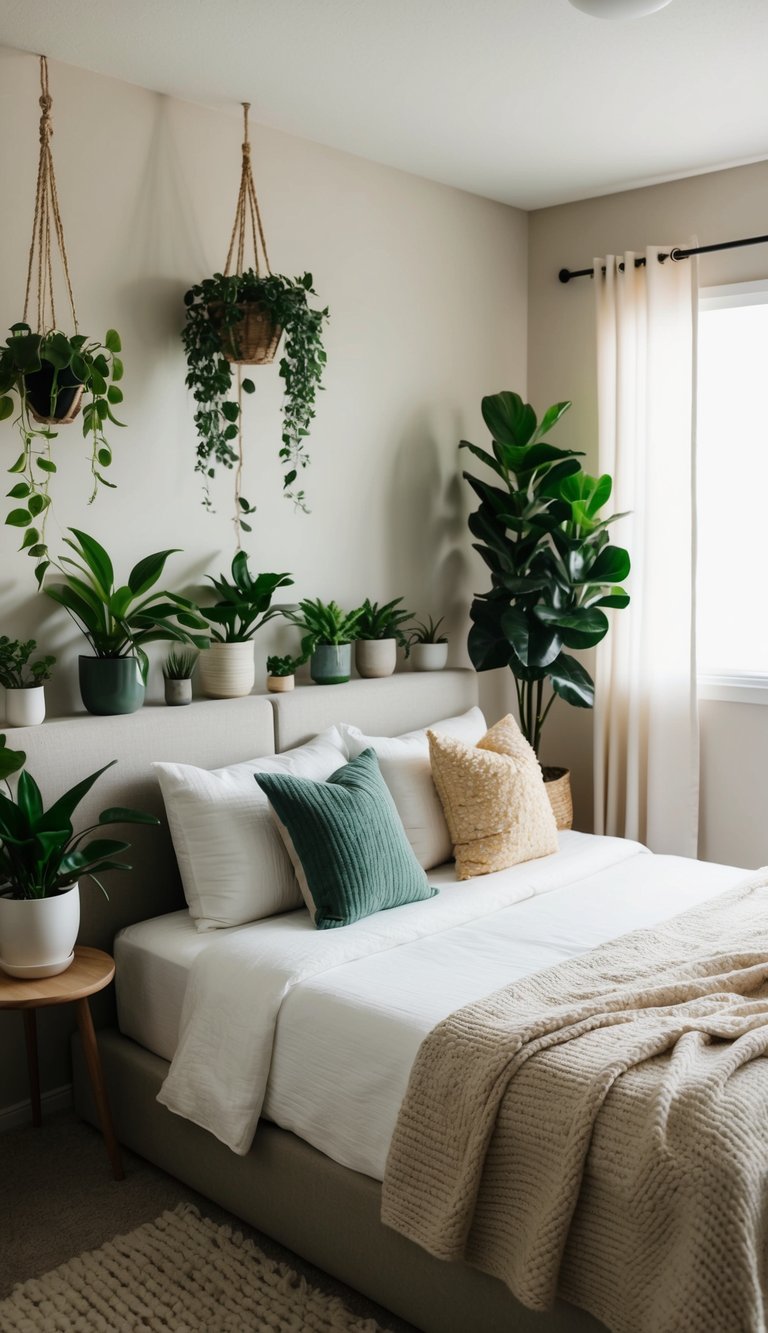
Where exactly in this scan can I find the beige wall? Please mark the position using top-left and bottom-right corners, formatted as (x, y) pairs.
(0, 48), (526, 1118)
(528, 159), (768, 866)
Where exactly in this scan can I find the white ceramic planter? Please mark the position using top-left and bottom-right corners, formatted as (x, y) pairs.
(267, 674), (295, 693)
(0, 883), (80, 979)
(198, 641), (255, 699)
(5, 685), (46, 727)
(355, 638), (397, 679)
(411, 641), (449, 672)
(164, 677), (193, 706)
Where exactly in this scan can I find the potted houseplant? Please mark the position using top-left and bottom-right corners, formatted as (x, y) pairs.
(265, 654), (303, 694)
(354, 598), (412, 679)
(46, 529), (209, 716)
(0, 734), (159, 978)
(0, 637), (55, 727)
(462, 390), (630, 827)
(0, 324), (125, 584)
(284, 599), (363, 685)
(408, 616), (449, 672)
(162, 648), (198, 706)
(198, 552), (293, 699)
(182, 270), (329, 538)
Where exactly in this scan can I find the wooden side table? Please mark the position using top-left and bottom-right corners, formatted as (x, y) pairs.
(0, 945), (124, 1180)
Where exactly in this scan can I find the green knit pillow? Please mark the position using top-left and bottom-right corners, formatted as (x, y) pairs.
(255, 748), (436, 929)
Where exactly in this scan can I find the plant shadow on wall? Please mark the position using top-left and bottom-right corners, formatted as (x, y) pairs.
(388, 408), (470, 640)
(462, 391), (630, 763)
(1, 58), (126, 585)
(182, 103), (329, 546)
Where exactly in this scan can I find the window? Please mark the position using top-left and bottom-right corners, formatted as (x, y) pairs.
(697, 279), (768, 703)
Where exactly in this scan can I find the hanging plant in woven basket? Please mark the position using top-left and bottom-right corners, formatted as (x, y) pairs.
(0, 57), (125, 586)
(182, 102), (329, 543)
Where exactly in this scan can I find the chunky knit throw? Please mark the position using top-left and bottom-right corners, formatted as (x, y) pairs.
(382, 869), (768, 1333)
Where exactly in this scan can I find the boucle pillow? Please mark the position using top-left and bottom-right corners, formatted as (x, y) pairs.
(256, 749), (436, 929)
(427, 714), (558, 880)
(153, 727), (348, 931)
(338, 706), (487, 869)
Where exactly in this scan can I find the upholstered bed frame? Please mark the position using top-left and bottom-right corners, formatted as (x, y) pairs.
(14, 671), (604, 1333)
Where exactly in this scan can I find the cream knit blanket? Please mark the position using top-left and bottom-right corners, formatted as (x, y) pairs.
(382, 870), (768, 1333)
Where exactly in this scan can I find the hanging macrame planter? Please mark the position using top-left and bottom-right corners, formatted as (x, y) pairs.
(182, 102), (329, 545)
(0, 56), (125, 585)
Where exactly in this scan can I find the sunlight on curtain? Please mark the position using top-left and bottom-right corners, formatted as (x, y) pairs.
(593, 246), (699, 856)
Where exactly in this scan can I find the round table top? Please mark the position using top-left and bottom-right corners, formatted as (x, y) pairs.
(0, 945), (115, 1009)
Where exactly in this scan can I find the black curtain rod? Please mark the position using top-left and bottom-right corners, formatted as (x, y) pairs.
(558, 232), (768, 284)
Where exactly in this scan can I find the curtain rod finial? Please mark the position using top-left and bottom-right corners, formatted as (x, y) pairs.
(558, 268), (572, 284)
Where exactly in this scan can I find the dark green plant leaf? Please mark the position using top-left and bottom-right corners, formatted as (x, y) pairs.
(548, 653), (595, 708)
(5, 508), (31, 527)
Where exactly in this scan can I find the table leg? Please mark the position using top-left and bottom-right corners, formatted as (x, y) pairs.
(23, 1009), (41, 1128)
(75, 998), (125, 1181)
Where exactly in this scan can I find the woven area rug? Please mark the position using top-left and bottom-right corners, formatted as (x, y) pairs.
(0, 1202), (387, 1331)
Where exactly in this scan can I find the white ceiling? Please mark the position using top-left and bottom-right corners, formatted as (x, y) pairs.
(1, 0), (766, 210)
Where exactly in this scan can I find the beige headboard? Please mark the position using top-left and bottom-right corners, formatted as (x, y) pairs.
(270, 669), (479, 751)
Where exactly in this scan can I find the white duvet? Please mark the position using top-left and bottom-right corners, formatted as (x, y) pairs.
(156, 832), (746, 1165)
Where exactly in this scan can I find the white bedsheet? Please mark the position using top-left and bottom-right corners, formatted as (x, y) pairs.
(116, 832), (747, 1172)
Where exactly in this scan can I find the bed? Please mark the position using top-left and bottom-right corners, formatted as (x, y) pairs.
(12, 670), (753, 1333)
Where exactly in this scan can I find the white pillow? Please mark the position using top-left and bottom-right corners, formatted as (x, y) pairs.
(153, 727), (348, 931)
(338, 706), (487, 869)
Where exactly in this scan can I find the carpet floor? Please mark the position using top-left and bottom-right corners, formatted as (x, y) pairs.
(1, 1112), (419, 1332)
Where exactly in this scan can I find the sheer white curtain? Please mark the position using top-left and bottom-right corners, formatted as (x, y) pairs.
(593, 246), (699, 856)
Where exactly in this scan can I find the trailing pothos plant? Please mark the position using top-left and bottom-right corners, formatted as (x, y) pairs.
(0, 323), (125, 585)
(462, 391), (630, 758)
(182, 270), (328, 533)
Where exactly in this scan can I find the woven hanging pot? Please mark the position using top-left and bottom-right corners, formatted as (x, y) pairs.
(208, 300), (283, 365)
(26, 364), (84, 425)
(542, 766), (573, 831)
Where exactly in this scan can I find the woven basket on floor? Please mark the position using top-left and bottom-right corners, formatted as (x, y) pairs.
(543, 766), (573, 830)
(209, 301), (283, 365)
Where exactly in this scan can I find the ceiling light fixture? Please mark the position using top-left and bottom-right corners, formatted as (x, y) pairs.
(569, 0), (673, 17)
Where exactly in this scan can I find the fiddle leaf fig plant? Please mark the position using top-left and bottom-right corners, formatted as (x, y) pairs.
(462, 391), (630, 758)
(0, 323), (125, 585)
(182, 270), (328, 532)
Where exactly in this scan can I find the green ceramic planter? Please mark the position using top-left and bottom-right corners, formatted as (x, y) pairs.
(78, 655), (145, 716)
(310, 643), (352, 685)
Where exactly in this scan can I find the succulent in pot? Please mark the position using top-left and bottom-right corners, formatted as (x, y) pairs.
(408, 616), (449, 672)
(162, 648), (198, 707)
(198, 553), (293, 699)
(0, 734), (159, 978)
(283, 599), (363, 685)
(0, 637), (55, 727)
(182, 269), (329, 539)
(265, 653), (304, 694)
(354, 598), (412, 680)
(0, 324), (125, 584)
(45, 529), (209, 716)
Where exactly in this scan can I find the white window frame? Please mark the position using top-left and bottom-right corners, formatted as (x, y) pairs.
(697, 279), (768, 706)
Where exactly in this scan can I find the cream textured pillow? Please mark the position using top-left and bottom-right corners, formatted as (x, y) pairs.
(427, 714), (558, 880)
(338, 707), (487, 869)
(153, 727), (348, 931)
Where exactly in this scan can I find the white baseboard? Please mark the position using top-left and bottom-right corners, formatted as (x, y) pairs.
(0, 1083), (73, 1133)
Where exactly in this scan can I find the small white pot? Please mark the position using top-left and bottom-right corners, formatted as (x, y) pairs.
(0, 883), (80, 979)
(198, 641), (255, 699)
(355, 638), (397, 679)
(5, 685), (46, 727)
(411, 641), (449, 672)
(267, 674), (295, 693)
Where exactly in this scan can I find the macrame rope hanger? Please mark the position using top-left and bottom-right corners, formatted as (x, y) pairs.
(23, 55), (78, 335)
(224, 102), (272, 547)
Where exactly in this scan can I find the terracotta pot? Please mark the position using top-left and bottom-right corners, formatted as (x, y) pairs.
(0, 883), (79, 979)
(355, 638), (397, 679)
(5, 685), (46, 727)
(198, 641), (255, 699)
